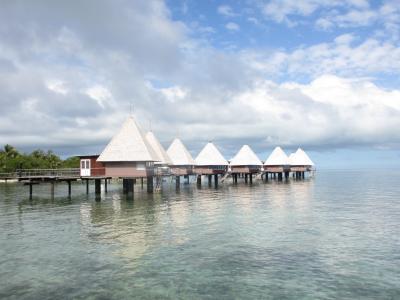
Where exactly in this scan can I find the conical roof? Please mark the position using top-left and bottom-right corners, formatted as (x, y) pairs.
(145, 131), (172, 165)
(230, 145), (262, 166)
(97, 116), (159, 162)
(167, 138), (195, 166)
(264, 146), (290, 166)
(290, 148), (314, 166)
(195, 142), (228, 166)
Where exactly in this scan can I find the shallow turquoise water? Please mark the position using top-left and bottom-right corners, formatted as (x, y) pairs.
(0, 170), (399, 299)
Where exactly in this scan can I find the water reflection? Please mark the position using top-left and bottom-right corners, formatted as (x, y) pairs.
(1, 171), (400, 299)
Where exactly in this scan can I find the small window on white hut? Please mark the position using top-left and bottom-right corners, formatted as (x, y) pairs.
(81, 160), (85, 169)
(136, 162), (145, 170)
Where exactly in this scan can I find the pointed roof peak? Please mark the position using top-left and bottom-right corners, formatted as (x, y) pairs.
(167, 138), (195, 166)
(290, 148), (314, 166)
(98, 116), (159, 162)
(145, 131), (172, 165)
(264, 146), (289, 166)
(195, 142), (228, 166)
(230, 145), (262, 166)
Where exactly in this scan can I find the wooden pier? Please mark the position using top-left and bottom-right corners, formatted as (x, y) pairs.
(0, 168), (110, 199)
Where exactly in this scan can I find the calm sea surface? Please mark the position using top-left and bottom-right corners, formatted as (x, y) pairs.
(0, 170), (399, 299)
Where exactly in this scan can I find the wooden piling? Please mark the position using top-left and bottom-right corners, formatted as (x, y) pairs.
(95, 179), (101, 195)
(245, 174), (248, 183)
(147, 176), (153, 193)
(278, 172), (283, 181)
(104, 179), (108, 193)
(214, 174), (218, 188)
(176, 176), (180, 189)
(50, 181), (55, 198)
(208, 175), (212, 186)
(67, 180), (72, 196)
(86, 179), (89, 194)
(249, 173), (253, 184)
(197, 175), (201, 186)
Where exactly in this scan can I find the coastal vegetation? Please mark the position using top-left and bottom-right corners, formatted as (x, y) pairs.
(0, 144), (79, 173)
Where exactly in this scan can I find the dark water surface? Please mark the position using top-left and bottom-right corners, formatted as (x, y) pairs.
(0, 170), (399, 299)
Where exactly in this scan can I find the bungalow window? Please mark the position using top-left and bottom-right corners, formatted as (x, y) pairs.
(136, 162), (145, 170)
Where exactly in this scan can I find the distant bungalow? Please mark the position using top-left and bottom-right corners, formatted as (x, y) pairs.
(229, 145), (262, 184)
(263, 146), (290, 180)
(167, 138), (195, 176)
(289, 148), (315, 179)
(145, 131), (172, 175)
(97, 116), (159, 193)
(195, 142), (228, 186)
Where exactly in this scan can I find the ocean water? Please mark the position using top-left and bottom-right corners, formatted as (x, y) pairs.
(0, 170), (399, 299)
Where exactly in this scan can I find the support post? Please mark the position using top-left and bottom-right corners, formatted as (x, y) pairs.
(122, 179), (128, 194)
(141, 177), (144, 189)
(278, 173), (283, 181)
(127, 179), (134, 196)
(249, 173), (253, 184)
(197, 175), (201, 186)
(245, 174), (248, 183)
(265, 172), (268, 181)
(29, 183), (33, 199)
(147, 176), (153, 193)
(302, 172), (305, 179)
(273, 173), (277, 179)
(214, 174), (218, 188)
(176, 176), (180, 189)
(86, 179), (89, 194)
(95, 179), (101, 195)
(67, 180), (71, 196)
(285, 171), (289, 180)
(104, 179), (108, 193)
(208, 175), (212, 186)
(50, 181), (55, 198)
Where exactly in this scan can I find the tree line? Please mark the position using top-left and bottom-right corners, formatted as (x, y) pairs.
(0, 144), (80, 173)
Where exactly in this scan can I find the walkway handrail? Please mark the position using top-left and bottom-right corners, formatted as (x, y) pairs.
(1, 168), (80, 178)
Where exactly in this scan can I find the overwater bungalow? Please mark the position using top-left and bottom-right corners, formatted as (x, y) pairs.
(167, 138), (195, 176)
(263, 146), (290, 180)
(289, 148), (315, 179)
(230, 145), (262, 184)
(195, 142), (228, 186)
(145, 131), (172, 175)
(97, 116), (159, 193)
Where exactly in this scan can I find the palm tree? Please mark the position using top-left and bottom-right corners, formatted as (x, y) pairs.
(3, 144), (19, 159)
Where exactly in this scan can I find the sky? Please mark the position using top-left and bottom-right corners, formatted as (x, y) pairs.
(0, 0), (400, 169)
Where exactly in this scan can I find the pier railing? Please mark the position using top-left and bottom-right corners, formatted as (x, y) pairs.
(0, 168), (80, 179)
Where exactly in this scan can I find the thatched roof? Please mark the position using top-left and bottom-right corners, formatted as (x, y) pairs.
(264, 146), (290, 166)
(167, 138), (195, 166)
(145, 131), (172, 165)
(97, 116), (159, 162)
(230, 145), (262, 166)
(195, 142), (228, 166)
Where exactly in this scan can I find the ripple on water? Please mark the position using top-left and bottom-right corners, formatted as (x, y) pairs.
(0, 171), (399, 299)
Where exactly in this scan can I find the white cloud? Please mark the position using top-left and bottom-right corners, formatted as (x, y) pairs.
(1, 0), (400, 157)
(217, 5), (237, 17)
(225, 22), (240, 31)
(46, 79), (68, 95)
